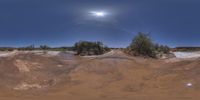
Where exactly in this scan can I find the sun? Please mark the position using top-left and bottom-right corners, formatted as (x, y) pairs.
(89, 11), (106, 17)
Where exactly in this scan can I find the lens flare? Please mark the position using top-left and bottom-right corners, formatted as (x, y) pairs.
(90, 11), (106, 17)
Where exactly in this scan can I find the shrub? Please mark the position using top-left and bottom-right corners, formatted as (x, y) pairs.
(40, 45), (50, 50)
(0, 47), (15, 51)
(154, 44), (170, 53)
(18, 45), (35, 51)
(159, 45), (170, 53)
(74, 41), (110, 56)
(127, 32), (156, 58)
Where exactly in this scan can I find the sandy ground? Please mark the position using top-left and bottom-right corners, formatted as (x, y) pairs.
(0, 50), (200, 100)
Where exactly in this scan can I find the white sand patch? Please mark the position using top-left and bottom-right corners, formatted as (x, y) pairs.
(14, 60), (30, 72)
(174, 51), (200, 58)
(83, 50), (116, 58)
(46, 51), (61, 56)
(14, 83), (41, 90)
(38, 51), (61, 56)
(0, 50), (73, 57)
(0, 50), (44, 57)
(165, 51), (200, 63)
(0, 50), (18, 57)
(21, 50), (61, 56)
(28, 50), (44, 55)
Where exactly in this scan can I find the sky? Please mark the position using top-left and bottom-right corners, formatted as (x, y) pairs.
(0, 0), (200, 48)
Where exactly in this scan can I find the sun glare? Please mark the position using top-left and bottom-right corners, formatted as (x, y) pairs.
(90, 11), (106, 17)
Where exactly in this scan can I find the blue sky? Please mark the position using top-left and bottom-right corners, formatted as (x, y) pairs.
(0, 0), (200, 47)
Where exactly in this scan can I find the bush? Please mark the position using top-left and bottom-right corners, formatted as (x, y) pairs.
(0, 47), (15, 51)
(127, 32), (171, 58)
(18, 45), (35, 51)
(74, 41), (110, 56)
(159, 45), (170, 54)
(127, 32), (156, 58)
(40, 45), (50, 50)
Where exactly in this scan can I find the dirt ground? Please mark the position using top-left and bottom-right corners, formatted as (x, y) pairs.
(0, 50), (200, 100)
